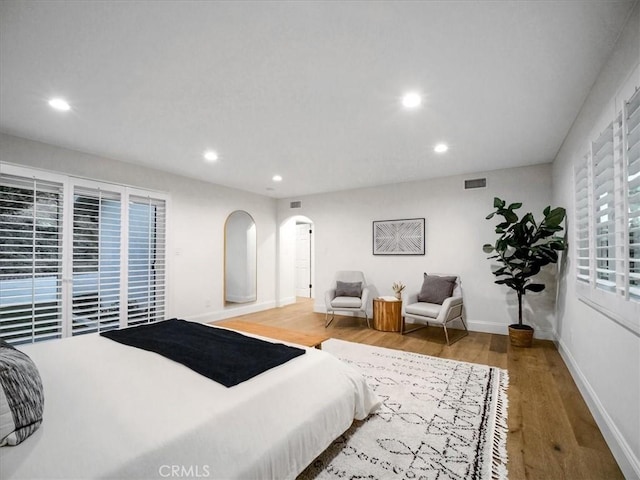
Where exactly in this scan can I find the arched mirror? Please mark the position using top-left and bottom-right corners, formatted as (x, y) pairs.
(224, 210), (257, 304)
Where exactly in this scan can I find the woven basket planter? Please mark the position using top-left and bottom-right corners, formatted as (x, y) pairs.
(508, 324), (534, 347)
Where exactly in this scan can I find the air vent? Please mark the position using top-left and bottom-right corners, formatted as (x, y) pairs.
(290, 201), (302, 209)
(464, 178), (487, 190)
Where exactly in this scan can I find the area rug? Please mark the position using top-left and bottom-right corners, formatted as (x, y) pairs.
(300, 339), (509, 480)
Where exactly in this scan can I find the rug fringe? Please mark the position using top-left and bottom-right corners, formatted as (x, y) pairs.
(492, 370), (510, 480)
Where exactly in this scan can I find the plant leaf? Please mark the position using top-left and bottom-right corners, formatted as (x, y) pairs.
(494, 197), (505, 208)
(545, 207), (566, 227)
(525, 283), (546, 292)
(503, 210), (518, 223)
(508, 202), (522, 210)
(482, 244), (495, 253)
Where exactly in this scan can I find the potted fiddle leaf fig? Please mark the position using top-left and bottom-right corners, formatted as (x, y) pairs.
(483, 197), (567, 347)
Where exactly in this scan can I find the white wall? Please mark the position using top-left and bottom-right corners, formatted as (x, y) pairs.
(0, 132), (278, 321)
(278, 163), (557, 337)
(552, 4), (640, 478)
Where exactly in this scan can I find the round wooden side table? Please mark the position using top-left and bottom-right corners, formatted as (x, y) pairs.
(372, 298), (403, 332)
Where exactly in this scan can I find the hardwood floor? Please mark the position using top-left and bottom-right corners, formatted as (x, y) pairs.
(219, 298), (623, 480)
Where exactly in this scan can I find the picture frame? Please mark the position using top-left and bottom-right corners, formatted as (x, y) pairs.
(372, 218), (425, 255)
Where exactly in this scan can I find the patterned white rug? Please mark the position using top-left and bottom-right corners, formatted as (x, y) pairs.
(300, 339), (509, 480)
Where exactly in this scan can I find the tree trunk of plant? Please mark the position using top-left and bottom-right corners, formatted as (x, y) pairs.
(517, 291), (523, 326)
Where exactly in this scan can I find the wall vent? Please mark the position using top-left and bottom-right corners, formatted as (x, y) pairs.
(290, 201), (302, 209)
(464, 178), (487, 190)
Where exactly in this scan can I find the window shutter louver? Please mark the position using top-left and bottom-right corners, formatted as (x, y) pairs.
(0, 173), (64, 344)
(626, 88), (640, 301)
(71, 187), (122, 336)
(128, 195), (166, 325)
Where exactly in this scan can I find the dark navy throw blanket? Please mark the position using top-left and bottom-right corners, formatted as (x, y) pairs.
(100, 319), (305, 387)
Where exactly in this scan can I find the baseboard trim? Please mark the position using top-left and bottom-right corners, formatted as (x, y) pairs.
(278, 296), (297, 307)
(557, 339), (640, 480)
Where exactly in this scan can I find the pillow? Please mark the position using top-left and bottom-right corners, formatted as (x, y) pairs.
(335, 281), (362, 297)
(0, 339), (44, 447)
(417, 274), (457, 304)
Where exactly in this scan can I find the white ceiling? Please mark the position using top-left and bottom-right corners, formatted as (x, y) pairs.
(0, 0), (635, 198)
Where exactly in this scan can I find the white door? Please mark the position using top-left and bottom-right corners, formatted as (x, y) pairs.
(295, 223), (312, 298)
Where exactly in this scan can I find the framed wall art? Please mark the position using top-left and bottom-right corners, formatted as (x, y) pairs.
(372, 218), (425, 255)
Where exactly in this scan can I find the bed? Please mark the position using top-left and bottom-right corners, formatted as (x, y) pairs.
(0, 322), (380, 479)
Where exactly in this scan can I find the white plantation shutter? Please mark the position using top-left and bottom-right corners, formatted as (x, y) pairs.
(575, 83), (640, 334)
(626, 88), (640, 301)
(0, 173), (64, 344)
(128, 195), (167, 325)
(575, 152), (591, 283)
(71, 186), (122, 335)
(592, 122), (616, 292)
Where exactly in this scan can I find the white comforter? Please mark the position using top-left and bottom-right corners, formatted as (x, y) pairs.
(0, 328), (379, 479)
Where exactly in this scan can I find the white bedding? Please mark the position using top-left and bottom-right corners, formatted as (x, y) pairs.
(0, 327), (379, 479)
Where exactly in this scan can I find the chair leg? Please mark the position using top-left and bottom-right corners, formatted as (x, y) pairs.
(461, 316), (469, 333)
(402, 319), (429, 335)
(325, 311), (335, 328)
(443, 316), (469, 345)
(459, 316), (470, 340)
(364, 311), (370, 329)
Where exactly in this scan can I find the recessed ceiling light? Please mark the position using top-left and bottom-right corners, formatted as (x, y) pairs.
(272, 175), (283, 182)
(401, 92), (422, 109)
(48, 98), (71, 111)
(204, 150), (218, 162)
(434, 143), (449, 153)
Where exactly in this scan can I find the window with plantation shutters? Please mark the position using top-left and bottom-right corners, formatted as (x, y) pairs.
(575, 83), (640, 334)
(128, 195), (166, 325)
(71, 186), (122, 336)
(626, 88), (640, 301)
(0, 164), (169, 345)
(0, 172), (64, 344)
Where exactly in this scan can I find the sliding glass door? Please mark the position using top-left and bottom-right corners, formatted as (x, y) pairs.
(0, 165), (168, 344)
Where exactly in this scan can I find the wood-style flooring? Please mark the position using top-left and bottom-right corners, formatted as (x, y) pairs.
(216, 298), (623, 480)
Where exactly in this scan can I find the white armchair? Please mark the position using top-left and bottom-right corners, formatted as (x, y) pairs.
(324, 271), (370, 328)
(402, 274), (469, 345)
